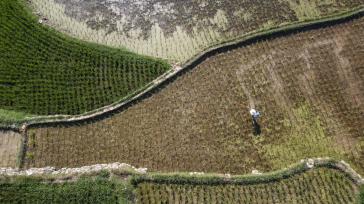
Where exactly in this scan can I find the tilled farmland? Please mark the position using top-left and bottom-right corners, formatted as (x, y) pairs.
(25, 16), (364, 175)
(0, 130), (22, 168)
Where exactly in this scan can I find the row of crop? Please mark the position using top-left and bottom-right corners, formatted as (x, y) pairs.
(133, 161), (361, 204)
(17, 6), (364, 175)
(136, 181), (355, 204)
(0, 0), (171, 120)
(0, 4), (360, 130)
(2, 158), (362, 203)
(131, 159), (362, 186)
(0, 174), (133, 203)
(22, 51), (363, 173)
(31, 0), (364, 63)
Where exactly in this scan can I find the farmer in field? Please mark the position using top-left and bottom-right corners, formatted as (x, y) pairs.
(250, 109), (260, 120)
(250, 108), (261, 135)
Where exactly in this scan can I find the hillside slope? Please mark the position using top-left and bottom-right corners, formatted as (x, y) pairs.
(24, 16), (364, 174)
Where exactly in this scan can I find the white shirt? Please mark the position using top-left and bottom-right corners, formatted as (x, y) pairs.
(250, 109), (260, 118)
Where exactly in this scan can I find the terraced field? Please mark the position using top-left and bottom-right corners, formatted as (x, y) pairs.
(135, 168), (360, 204)
(0, 164), (362, 203)
(0, 0), (170, 123)
(24, 16), (364, 175)
(0, 0), (363, 203)
(30, 0), (363, 63)
(0, 130), (22, 168)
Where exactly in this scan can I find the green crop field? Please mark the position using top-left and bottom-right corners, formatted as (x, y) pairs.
(24, 16), (364, 176)
(0, 175), (133, 203)
(0, 165), (362, 204)
(30, 0), (363, 63)
(0, 0), (170, 123)
(359, 185), (364, 204)
(135, 168), (360, 204)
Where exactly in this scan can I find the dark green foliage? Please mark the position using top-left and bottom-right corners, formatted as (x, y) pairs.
(131, 163), (312, 186)
(358, 185), (364, 204)
(135, 168), (359, 204)
(97, 170), (111, 179)
(0, 177), (131, 204)
(0, 0), (170, 118)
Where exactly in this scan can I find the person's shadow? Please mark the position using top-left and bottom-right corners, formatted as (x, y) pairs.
(252, 118), (261, 135)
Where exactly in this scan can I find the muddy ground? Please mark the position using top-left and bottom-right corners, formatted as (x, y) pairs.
(30, 0), (363, 62)
(25, 17), (364, 174)
(0, 130), (22, 168)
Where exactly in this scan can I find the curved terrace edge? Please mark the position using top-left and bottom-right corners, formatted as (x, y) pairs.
(0, 6), (361, 130)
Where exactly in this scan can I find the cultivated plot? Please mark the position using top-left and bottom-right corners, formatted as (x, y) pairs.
(0, 177), (131, 203)
(0, 0), (170, 122)
(30, 0), (363, 63)
(25, 17), (364, 175)
(136, 168), (360, 204)
(0, 130), (22, 168)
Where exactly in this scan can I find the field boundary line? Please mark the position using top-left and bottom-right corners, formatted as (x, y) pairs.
(1, 158), (363, 186)
(1, 6), (363, 130)
(130, 158), (364, 186)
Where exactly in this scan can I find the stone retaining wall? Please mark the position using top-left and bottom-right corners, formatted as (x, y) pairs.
(1, 158), (362, 185)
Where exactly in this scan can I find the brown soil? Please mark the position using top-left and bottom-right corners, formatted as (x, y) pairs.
(0, 130), (22, 168)
(31, 0), (363, 63)
(25, 17), (364, 174)
(52, 0), (362, 39)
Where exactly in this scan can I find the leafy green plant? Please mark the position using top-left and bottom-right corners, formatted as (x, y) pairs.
(0, 176), (132, 204)
(135, 167), (359, 204)
(0, 0), (170, 122)
(358, 185), (364, 204)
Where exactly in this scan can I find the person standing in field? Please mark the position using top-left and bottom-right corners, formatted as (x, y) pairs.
(250, 108), (261, 135)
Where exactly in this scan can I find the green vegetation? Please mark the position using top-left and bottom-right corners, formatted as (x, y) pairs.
(284, 0), (322, 20)
(134, 167), (359, 204)
(0, 176), (133, 203)
(0, 0), (170, 122)
(0, 164), (361, 203)
(262, 103), (342, 169)
(359, 185), (364, 204)
(0, 109), (34, 123)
